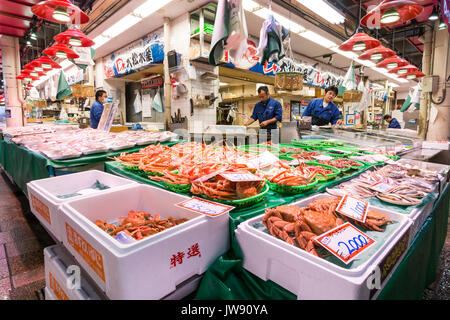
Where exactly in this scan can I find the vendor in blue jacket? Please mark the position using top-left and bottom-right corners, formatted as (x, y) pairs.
(302, 86), (343, 126)
(90, 89), (107, 129)
(244, 86), (282, 138)
(383, 115), (401, 129)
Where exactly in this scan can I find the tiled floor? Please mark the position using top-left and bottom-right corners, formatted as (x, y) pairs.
(0, 168), (449, 300)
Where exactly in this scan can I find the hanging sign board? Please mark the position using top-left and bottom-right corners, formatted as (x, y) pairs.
(141, 76), (164, 89)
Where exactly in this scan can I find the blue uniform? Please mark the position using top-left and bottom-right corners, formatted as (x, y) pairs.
(302, 98), (341, 125)
(250, 97), (283, 130)
(90, 100), (104, 129)
(389, 118), (401, 129)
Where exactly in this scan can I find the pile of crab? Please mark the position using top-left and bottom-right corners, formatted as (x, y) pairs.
(262, 196), (393, 257)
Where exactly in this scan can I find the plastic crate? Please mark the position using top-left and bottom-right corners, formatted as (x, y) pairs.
(27, 170), (138, 242)
(59, 184), (230, 300)
(235, 193), (412, 300)
(44, 244), (107, 300)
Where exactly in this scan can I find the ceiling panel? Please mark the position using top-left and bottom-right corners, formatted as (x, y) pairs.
(0, 13), (31, 29)
(0, 24), (26, 37)
(0, 0), (33, 19)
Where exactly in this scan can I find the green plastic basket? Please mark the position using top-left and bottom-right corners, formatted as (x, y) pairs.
(320, 140), (346, 146)
(291, 139), (324, 147)
(278, 155), (294, 161)
(315, 160), (352, 173)
(268, 178), (319, 194)
(386, 155), (400, 161)
(195, 183), (270, 208)
(237, 144), (280, 154)
(164, 182), (192, 194)
(348, 159), (367, 170)
(304, 162), (341, 181)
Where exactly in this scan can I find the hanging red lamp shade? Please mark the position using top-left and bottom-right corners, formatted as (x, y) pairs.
(338, 32), (381, 52)
(360, 0), (423, 28)
(31, 0), (89, 25)
(37, 56), (62, 69)
(358, 46), (396, 61)
(388, 64), (419, 75)
(376, 56), (409, 69)
(398, 70), (425, 80)
(21, 69), (46, 77)
(43, 43), (79, 59)
(54, 28), (94, 47)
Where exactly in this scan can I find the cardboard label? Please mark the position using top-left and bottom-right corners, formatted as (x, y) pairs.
(368, 181), (396, 193)
(219, 172), (264, 182)
(175, 197), (234, 217)
(315, 222), (376, 264)
(49, 272), (69, 300)
(65, 223), (105, 282)
(336, 195), (369, 223)
(30, 193), (51, 225)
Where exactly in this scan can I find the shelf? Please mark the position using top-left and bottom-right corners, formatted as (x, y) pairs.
(190, 32), (212, 43)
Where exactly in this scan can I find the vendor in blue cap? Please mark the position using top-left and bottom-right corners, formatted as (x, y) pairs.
(302, 86), (343, 126)
(244, 86), (282, 140)
(383, 114), (401, 129)
(90, 89), (107, 129)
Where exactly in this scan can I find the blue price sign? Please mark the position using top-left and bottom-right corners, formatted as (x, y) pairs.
(336, 195), (369, 223)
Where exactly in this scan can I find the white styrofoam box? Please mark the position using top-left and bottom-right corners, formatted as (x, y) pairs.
(235, 193), (412, 300)
(59, 184), (230, 300)
(44, 244), (107, 300)
(44, 287), (57, 300)
(422, 141), (450, 150)
(27, 170), (138, 242)
(407, 196), (437, 246)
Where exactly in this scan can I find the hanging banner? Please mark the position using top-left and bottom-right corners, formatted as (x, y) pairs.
(65, 64), (84, 85)
(222, 38), (344, 89)
(103, 29), (164, 78)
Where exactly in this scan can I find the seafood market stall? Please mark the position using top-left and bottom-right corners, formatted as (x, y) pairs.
(0, 126), (180, 194)
(97, 139), (450, 300)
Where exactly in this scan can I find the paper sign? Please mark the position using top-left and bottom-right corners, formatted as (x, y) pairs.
(313, 155), (334, 161)
(248, 151), (279, 169)
(336, 195), (369, 223)
(175, 197), (234, 217)
(315, 222), (376, 264)
(220, 172), (264, 182)
(368, 181), (396, 193)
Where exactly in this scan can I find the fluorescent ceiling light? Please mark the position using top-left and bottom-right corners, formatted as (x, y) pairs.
(355, 58), (375, 67)
(299, 30), (337, 48)
(331, 48), (358, 60)
(92, 35), (111, 50)
(253, 8), (305, 33)
(219, 82), (228, 86)
(243, 0), (261, 12)
(381, 9), (400, 24)
(133, 0), (173, 18)
(396, 78), (409, 83)
(388, 82), (399, 88)
(103, 14), (142, 38)
(295, 0), (345, 24)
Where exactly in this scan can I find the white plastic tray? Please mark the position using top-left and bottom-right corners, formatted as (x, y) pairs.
(59, 184), (230, 300)
(44, 244), (107, 300)
(235, 193), (412, 300)
(27, 170), (138, 242)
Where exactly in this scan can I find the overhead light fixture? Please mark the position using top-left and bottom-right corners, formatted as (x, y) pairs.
(102, 14), (142, 38)
(37, 56), (62, 69)
(133, 0), (173, 18)
(381, 9), (400, 24)
(338, 32), (381, 52)
(439, 19), (447, 30)
(388, 64), (418, 75)
(30, 32), (37, 40)
(31, 0), (90, 25)
(376, 56), (409, 69)
(295, 0), (345, 24)
(56, 50), (67, 59)
(370, 53), (383, 60)
(352, 42), (366, 51)
(406, 74), (416, 79)
(361, 0), (423, 28)
(429, 6), (439, 21)
(54, 28), (94, 47)
(34, 66), (43, 72)
(219, 82), (228, 86)
(397, 68), (408, 74)
(24, 77), (32, 81)
(52, 6), (70, 22)
(398, 71), (425, 79)
(26, 41), (32, 47)
(298, 30), (337, 48)
(43, 43), (79, 59)
(242, 0), (261, 12)
(91, 35), (110, 50)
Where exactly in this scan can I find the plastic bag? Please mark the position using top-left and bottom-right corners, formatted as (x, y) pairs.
(133, 89), (142, 113)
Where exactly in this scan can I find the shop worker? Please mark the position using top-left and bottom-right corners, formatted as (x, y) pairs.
(90, 90), (107, 129)
(383, 114), (401, 129)
(302, 86), (343, 126)
(244, 86), (282, 138)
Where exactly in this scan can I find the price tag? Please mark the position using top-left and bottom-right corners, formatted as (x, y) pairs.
(219, 172), (264, 182)
(335, 195), (369, 223)
(313, 155), (334, 161)
(175, 197), (234, 217)
(248, 151), (279, 169)
(314, 222), (376, 264)
(368, 181), (396, 193)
